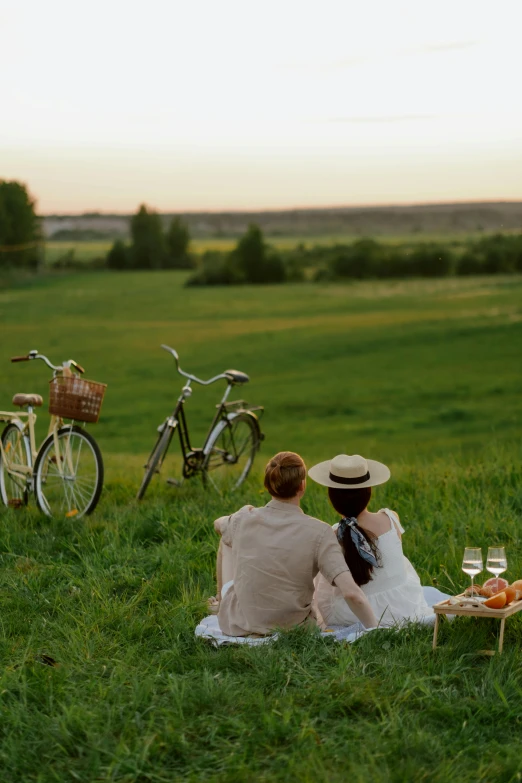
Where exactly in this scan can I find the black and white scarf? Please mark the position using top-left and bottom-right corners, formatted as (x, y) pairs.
(337, 516), (378, 567)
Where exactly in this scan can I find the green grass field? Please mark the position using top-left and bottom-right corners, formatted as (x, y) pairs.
(1, 272), (522, 781)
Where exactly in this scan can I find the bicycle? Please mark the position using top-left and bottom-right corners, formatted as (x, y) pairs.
(0, 350), (106, 518)
(137, 345), (264, 499)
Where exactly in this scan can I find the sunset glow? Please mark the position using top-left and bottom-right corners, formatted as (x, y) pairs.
(1, 0), (521, 212)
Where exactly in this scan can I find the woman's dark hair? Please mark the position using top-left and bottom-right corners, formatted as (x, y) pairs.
(328, 486), (381, 586)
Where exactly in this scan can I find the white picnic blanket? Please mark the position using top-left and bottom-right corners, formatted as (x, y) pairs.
(195, 586), (449, 647)
(195, 613), (379, 646)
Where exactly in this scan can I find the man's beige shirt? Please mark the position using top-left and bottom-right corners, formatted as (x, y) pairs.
(217, 498), (349, 636)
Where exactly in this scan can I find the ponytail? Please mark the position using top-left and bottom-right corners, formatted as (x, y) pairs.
(328, 486), (381, 586)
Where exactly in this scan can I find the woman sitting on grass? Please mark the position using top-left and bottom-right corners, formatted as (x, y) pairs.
(310, 454), (439, 627)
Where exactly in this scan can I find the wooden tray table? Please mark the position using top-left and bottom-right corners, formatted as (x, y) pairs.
(432, 595), (522, 654)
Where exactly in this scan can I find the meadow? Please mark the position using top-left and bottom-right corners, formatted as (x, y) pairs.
(0, 271), (522, 781)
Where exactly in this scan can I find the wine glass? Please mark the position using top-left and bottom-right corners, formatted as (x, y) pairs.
(462, 547), (483, 595)
(486, 547), (507, 579)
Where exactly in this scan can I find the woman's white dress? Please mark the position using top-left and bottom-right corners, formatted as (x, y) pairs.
(315, 509), (435, 627)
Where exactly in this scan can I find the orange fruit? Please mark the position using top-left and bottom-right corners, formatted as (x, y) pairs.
(484, 592), (507, 609)
(483, 577), (509, 594)
(503, 586), (517, 605)
(509, 580), (522, 600)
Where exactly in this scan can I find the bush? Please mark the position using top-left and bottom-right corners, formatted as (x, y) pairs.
(186, 226), (289, 286)
(457, 250), (486, 276)
(408, 243), (455, 277)
(283, 255), (306, 282)
(52, 250), (105, 271)
(322, 239), (457, 280)
(313, 266), (334, 282)
(165, 217), (192, 269)
(257, 251), (287, 283)
(457, 234), (522, 275)
(330, 239), (382, 279)
(186, 252), (240, 287)
(106, 240), (130, 270)
(230, 225), (288, 283)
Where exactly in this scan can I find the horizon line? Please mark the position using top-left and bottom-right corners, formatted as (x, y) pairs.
(41, 197), (522, 218)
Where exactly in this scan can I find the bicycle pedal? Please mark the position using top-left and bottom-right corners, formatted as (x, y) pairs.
(166, 478), (182, 487)
(8, 498), (24, 508)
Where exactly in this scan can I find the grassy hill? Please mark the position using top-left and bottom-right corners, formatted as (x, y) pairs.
(0, 272), (522, 781)
(1, 272), (520, 461)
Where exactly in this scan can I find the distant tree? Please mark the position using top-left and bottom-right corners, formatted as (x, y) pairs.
(106, 239), (129, 270)
(129, 204), (165, 269)
(0, 180), (41, 269)
(231, 224), (265, 282)
(185, 228), (289, 286)
(227, 224), (286, 283)
(165, 216), (191, 269)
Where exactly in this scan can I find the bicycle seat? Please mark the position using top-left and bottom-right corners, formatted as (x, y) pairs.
(224, 369), (250, 385)
(12, 393), (43, 407)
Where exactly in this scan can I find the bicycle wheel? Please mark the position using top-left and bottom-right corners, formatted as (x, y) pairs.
(34, 425), (104, 518)
(0, 422), (32, 508)
(136, 424), (175, 500)
(202, 413), (259, 493)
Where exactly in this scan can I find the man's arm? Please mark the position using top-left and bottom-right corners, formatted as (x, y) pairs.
(333, 571), (378, 628)
(214, 515), (230, 536)
(214, 505), (255, 537)
(317, 525), (378, 629)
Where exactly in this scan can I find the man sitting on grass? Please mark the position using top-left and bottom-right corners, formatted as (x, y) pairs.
(210, 451), (377, 636)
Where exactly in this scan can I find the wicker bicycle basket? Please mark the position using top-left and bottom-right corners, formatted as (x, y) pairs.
(49, 376), (107, 423)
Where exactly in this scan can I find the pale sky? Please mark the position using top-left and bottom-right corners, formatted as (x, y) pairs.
(1, 0), (522, 213)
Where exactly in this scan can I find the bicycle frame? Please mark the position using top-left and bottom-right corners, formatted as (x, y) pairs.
(0, 408), (77, 488)
(136, 345), (264, 499)
(2, 349), (105, 517)
(164, 378), (236, 466)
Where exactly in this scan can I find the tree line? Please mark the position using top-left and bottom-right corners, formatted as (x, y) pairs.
(186, 233), (522, 285)
(106, 207), (301, 284)
(311, 235), (522, 280)
(2, 181), (522, 284)
(106, 206), (191, 270)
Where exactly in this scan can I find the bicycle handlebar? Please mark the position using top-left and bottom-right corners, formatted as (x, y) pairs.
(10, 350), (85, 374)
(161, 344), (227, 386)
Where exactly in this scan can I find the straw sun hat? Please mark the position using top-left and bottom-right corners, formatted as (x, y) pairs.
(308, 454), (390, 489)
